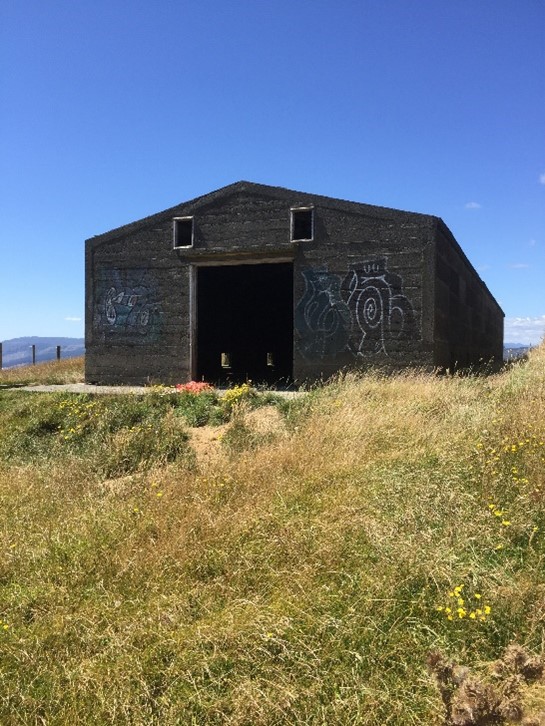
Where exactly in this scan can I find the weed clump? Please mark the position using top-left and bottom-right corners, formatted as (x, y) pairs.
(174, 388), (226, 427)
(427, 645), (545, 725)
(174, 382), (281, 428)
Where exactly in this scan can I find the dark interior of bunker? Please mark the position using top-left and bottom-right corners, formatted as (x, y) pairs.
(196, 263), (294, 384)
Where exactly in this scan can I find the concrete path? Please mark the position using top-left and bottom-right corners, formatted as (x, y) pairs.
(20, 383), (301, 397)
(21, 383), (170, 394)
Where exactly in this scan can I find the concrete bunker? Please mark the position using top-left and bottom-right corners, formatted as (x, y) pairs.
(85, 181), (504, 385)
(195, 261), (293, 384)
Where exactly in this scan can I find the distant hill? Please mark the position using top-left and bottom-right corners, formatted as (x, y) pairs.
(0, 337), (85, 369)
(504, 343), (532, 361)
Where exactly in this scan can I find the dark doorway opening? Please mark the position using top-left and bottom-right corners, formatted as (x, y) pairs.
(196, 263), (293, 385)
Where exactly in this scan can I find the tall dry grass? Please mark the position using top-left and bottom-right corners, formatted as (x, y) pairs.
(1, 351), (545, 723)
(0, 355), (84, 385)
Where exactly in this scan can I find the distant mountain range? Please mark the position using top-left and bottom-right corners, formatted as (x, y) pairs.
(0, 337), (85, 369)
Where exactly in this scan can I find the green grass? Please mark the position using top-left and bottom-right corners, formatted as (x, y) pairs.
(0, 391), (193, 476)
(1, 353), (545, 723)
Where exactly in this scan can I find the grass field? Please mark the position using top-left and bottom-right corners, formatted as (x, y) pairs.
(0, 352), (544, 724)
(0, 356), (85, 386)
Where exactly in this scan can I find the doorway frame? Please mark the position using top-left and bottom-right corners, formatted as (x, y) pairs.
(189, 257), (294, 382)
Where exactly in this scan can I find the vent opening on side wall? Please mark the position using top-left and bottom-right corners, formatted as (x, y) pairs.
(290, 207), (314, 241)
(173, 217), (194, 248)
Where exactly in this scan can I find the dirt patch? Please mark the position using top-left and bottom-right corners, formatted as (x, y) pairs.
(243, 406), (287, 436)
(189, 405), (287, 467)
(189, 423), (229, 466)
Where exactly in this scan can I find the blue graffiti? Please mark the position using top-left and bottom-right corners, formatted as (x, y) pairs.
(93, 269), (162, 343)
(295, 268), (351, 359)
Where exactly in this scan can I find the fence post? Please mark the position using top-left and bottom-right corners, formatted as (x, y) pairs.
(31, 344), (36, 365)
(0, 342), (2, 370)
(56, 345), (61, 361)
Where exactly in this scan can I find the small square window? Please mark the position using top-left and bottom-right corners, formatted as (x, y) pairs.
(290, 207), (314, 241)
(173, 217), (194, 248)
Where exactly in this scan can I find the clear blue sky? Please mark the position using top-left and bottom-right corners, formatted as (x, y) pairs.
(1, 0), (544, 344)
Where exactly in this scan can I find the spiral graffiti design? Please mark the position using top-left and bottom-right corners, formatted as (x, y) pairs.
(346, 259), (416, 356)
(358, 286), (383, 329)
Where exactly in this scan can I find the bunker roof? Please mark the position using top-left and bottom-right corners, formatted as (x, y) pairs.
(88, 180), (439, 243)
(86, 181), (502, 316)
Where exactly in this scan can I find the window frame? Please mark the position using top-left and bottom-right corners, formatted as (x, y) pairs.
(290, 206), (314, 242)
(173, 216), (194, 249)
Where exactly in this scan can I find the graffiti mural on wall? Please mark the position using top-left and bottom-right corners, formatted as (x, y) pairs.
(93, 268), (162, 343)
(295, 268), (352, 358)
(345, 258), (416, 356)
(295, 259), (415, 359)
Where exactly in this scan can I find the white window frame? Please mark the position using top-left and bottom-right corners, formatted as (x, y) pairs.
(290, 206), (314, 242)
(173, 216), (194, 249)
